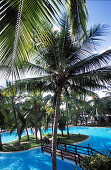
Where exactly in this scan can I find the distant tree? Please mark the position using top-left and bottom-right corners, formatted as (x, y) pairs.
(58, 111), (66, 136)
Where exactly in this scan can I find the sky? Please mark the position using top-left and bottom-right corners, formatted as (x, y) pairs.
(86, 0), (111, 97)
(86, 0), (111, 53)
(1, 1), (111, 97)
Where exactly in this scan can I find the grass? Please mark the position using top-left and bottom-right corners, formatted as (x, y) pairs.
(2, 135), (41, 152)
(43, 133), (89, 144)
(1, 133), (89, 152)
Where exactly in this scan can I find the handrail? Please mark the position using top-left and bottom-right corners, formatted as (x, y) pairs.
(41, 144), (83, 164)
(41, 142), (106, 166)
(57, 142), (105, 156)
(91, 148), (104, 155)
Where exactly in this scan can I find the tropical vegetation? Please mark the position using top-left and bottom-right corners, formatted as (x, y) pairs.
(13, 13), (111, 169)
(1, 0), (111, 170)
(81, 154), (111, 170)
(2, 133), (88, 152)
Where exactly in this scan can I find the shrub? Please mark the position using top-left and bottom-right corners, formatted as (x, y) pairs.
(81, 154), (111, 170)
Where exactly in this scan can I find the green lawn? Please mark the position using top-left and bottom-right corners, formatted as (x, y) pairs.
(43, 133), (89, 144)
(2, 135), (41, 152)
(1, 133), (89, 152)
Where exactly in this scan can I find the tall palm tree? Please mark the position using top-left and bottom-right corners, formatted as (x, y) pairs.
(0, 88), (8, 150)
(63, 89), (94, 126)
(2, 81), (24, 145)
(21, 92), (46, 143)
(15, 13), (111, 170)
(62, 89), (70, 139)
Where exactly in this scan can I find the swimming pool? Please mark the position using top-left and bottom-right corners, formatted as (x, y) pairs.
(42, 126), (111, 153)
(1, 127), (111, 152)
(1, 130), (33, 144)
(0, 148), (79, 170)
(0, 127), (111, 170)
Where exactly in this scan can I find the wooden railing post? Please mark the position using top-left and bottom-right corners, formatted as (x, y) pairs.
(88, 143), (90, 155)
(61, 150), (63, 160)
(78, 156), (80, 164)
(64, 143), (66, 150)
(91, 149), (93, 155)
(75, 146), (77, 154)
(75, 156), (77, 165)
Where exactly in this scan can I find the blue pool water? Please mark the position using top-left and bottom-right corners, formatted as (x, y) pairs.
(0, 127), (111, 170)
(0, 148), (77, 170)
(1, 130), (33, 144)
(43, 126), (111, 153)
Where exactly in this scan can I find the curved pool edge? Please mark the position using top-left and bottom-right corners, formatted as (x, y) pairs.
(67, 125), (111, 129)
(3, 134), (32, 145)
(73, 135), (90, 145)
(0, 146), (41, 154)
(0, 134), (90, 154)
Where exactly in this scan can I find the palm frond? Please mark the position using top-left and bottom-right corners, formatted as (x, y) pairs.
(70, 67), (111, 90)
(1, 0), (63, 80)
(14, 75), (56, 93)
(66, 0), (88, 35)
(69, 49), (111, 75)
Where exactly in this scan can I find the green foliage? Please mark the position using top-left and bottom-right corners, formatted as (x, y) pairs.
(1, 0), (63, 79)
(2, 133), (88, 152)
(66, 0), (88, 35)
(81, 154), (111, 170)
(1, 0), (88, 81)
(0, 88), (10, 130)
(2, 135), (41, 152)
(15, 12), (111, 99)
(58, 111), (66, 133)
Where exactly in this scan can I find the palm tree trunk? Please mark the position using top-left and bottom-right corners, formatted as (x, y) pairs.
(26, 128), (29, 140)
(18, 134), (21, 145)
(0, 134), (3, 151)
(39, 123), (42, 141)
(12, 96), (21, 145)
(75, 116), (78, 126)
(61, 130), (63, 136)
(52, 118), (53, 133)
(35, 124), (38, 144)
(31, 127), (34, 135)
(52, 87), (62, 170)
(66, 102), (70, 139)
(33, 97), (40, 144)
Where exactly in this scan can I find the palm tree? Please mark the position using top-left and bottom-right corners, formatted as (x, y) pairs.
(0, 89), (7, 131)
(62, 89), (71, 139)
(1, 2), (88, 167)
(58, 110), (66, 136)
(14, 13), (111, 169)
(21, 91), (46, 143)
(62, 89), (93, 126)
(0, 89), (6, 150)
(89, 94), (111, 125)
(45, 94), (55, 132)
(2, 81), (24, 145)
